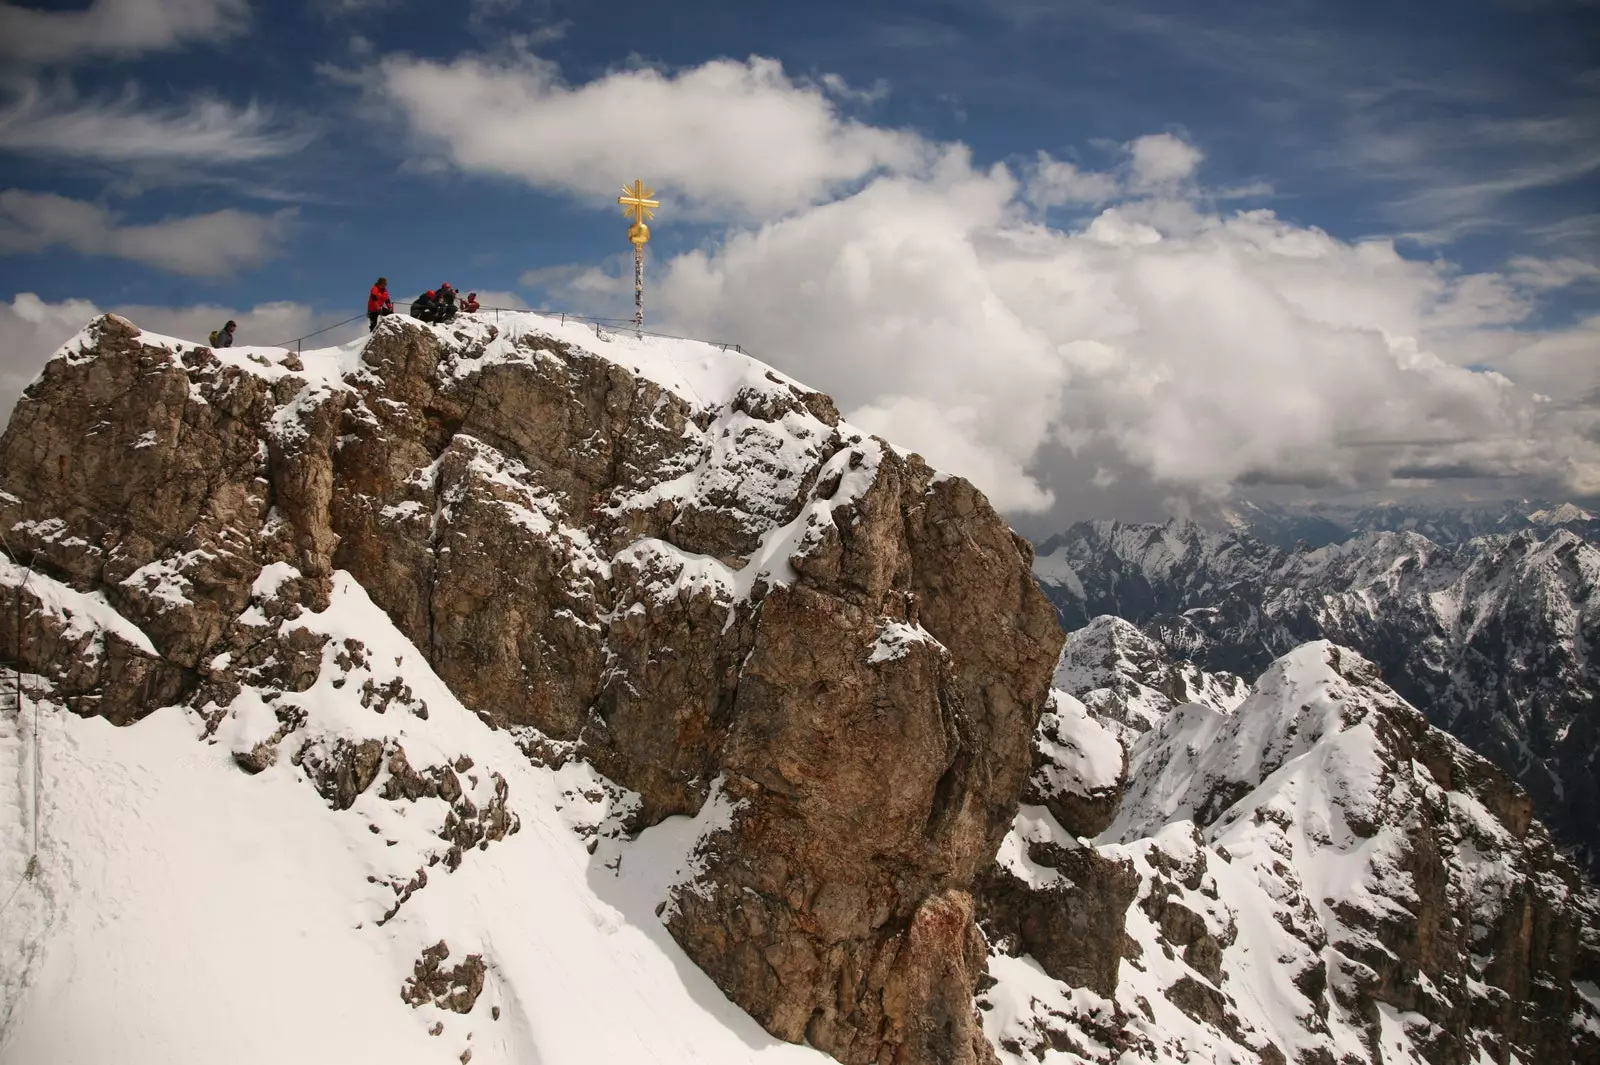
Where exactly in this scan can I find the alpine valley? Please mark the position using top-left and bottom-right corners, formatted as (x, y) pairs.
(0, 313), (1594, 1065)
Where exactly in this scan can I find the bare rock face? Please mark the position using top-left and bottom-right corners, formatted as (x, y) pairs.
(0, 314), (1061, 1065)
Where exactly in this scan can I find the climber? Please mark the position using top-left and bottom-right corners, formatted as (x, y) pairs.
(434, 283), (459, 323)
(208, 320), (236, 348)
(410, 290), (437, 323)
(461, 292), (480, 313)
(367, 277), (393, 331)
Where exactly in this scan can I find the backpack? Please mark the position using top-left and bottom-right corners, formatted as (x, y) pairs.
(208, 329), (221, 346)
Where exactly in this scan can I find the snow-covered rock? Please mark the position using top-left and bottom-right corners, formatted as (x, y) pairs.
(1054, 615), (1247, 738)
(982, 634), (1600, 1065)
(0, 311), (1063, 1065)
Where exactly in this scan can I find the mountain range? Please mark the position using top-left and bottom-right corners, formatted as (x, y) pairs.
(1203, 498), (1598, 551)
(1034, 517), (1600, 881)
(0, 312), (1593, 1064)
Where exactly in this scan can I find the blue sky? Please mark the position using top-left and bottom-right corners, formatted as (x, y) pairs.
(0, 0), (1596, 524)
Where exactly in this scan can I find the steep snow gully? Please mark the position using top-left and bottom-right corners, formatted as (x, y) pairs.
(0, 311), (1594, 1065)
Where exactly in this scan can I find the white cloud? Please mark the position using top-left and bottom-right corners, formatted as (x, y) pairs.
(642, 149), (1600, 514)
(1126, 133), (1204, 189)
(1505, 255), (1600, 291)
(0, 0), (248, 64)
(0, 294), (337, 423)
(1026, 152), (1120, 209)
(0, 190), (293, 276)
(0, 80), (312, 164)
(377, 52), (934, 216)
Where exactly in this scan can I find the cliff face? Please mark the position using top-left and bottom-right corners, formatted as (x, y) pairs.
(0, 312), (1062, 1064)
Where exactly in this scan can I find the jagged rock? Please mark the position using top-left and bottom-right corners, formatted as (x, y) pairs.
(1025, 689), (1126, 837)
(298, 737), (385, 810)
(976, 830), (1139, 996)
(401, 941), (486, 1014)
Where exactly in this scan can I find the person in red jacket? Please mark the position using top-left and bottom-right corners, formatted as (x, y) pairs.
(461, 292), (480, 313)
(367, 277), (393, 331)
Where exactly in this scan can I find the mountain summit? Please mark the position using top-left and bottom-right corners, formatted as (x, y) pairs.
(0, 314), (1593, 1064)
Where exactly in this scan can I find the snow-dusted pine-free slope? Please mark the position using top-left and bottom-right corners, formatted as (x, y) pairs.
(0, 567), (829, 1064)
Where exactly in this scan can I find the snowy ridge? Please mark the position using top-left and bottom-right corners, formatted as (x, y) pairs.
(981, 630), (1600, 1065)
(1053, 615), (1247, 738)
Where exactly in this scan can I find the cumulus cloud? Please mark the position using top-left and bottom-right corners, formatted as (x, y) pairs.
(0, 0), (248, 64)
(376, 52), (933, 216)
(0, 80), (313, 164)
(0, 191), (293, 277)
(360, 51), (1599, 516)
(0, 293), (337, 423)
(1026, 152), (1120, 209)
(641, 147), (1600, 514)
(1126, 133), (1204, 190)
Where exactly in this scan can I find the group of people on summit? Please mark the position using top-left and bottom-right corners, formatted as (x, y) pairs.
(210, 279), (486, 347)
(367, 277), (480, 331)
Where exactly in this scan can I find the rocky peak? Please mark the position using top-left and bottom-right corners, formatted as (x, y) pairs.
(0, 312), (1062, 1064)
(1053, 615), (1248, 737)
(978, 628), (1600, 1065)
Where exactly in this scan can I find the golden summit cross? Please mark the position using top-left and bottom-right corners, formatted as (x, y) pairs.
(618, 179), (660, 328)
(619, 180), (659, 241)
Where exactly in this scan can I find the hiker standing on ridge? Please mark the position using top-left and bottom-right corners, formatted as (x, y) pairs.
(462, 292), (480, 313)
(210, 320), (236, 348)
(368, 277), (393, 331)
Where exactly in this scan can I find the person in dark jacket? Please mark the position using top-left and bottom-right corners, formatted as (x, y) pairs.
(434, 283), (458, 323)
(367, 277), (393, 331)
(410, 290), (437, 322)
(210, 320), (236, 348)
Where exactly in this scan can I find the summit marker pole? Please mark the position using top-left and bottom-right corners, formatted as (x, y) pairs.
(617, 180), (660, 331)
(633, 242), (645, 330)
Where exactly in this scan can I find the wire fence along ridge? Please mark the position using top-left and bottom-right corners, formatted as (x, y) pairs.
(266, 301), (747, 356)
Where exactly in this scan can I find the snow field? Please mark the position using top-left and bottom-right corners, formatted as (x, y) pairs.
(0, 572), (828, 1064)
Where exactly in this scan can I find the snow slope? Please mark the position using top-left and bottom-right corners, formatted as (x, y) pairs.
(0, 568), (828, 1064)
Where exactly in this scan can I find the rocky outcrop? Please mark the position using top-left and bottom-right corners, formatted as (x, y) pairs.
(401, 941), (487, 1014)
(0, 313), (1061, 1065)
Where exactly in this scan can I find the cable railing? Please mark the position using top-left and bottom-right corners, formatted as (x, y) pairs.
(264, 300), (749, 357)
